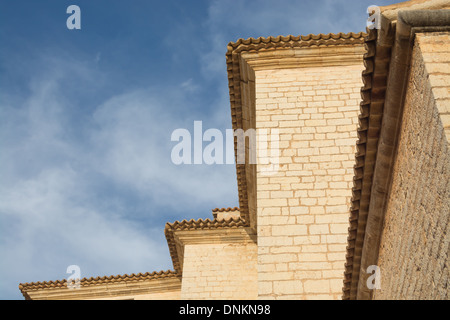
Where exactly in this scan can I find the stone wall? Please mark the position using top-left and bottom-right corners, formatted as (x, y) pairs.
(180, 242), (258, 300)
(373, 32), (450, 300)
(254, 63), (364, 299)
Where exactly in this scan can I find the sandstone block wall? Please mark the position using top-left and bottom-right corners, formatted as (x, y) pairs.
(255, 64), (364, 299)
(180, 242), (258, 300)
(373, 32), (450, 300)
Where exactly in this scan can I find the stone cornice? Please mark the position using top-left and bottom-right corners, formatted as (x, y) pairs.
(172, 227), (256, 274)
(241, 45), (365, 71)
(173, 227), (256, 246)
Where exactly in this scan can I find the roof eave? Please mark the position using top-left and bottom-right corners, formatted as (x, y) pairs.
(164, 217), (249, 275)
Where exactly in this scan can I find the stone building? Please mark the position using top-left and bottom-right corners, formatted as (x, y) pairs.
(19, 0), (450, 300)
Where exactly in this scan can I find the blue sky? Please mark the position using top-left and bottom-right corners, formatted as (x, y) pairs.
(0, 0), (400, 300)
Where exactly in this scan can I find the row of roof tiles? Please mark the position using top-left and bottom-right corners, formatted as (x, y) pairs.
(228, 32), (366, 48)
(19, 270), (179, 292)
(212, 207), (239, 212)
(165, 216), (246, 232)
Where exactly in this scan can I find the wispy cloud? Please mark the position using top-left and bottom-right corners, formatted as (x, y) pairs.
(0, 51), (237, 299)
(0, 0), (401, 299)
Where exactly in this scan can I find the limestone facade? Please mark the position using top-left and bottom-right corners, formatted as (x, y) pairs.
(254, 64), (364, 300)
(18, 1), (450, 301)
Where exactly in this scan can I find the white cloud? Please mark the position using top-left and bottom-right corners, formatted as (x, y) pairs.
(180, 78), (200, 92)
(89, 87), (238, 208)
(0, 52), (237, 299)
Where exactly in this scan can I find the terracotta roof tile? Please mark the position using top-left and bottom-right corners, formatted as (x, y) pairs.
(342, 28), (391, 300)
(165, 217), (246, 232)
(212, 207), (239, 213)
(228, 32), (366, 52)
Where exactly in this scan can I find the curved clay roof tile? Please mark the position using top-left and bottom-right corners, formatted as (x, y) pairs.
(19, 270), (179, 294)
(212, 207), (240, 212)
